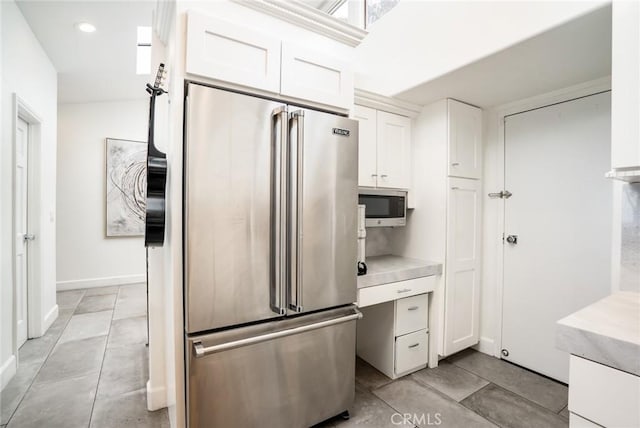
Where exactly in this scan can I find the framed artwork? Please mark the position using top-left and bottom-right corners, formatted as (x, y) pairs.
(105, 138), (147, 237)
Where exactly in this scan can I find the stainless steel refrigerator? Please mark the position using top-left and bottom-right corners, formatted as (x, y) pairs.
(183, 83), (360, 428)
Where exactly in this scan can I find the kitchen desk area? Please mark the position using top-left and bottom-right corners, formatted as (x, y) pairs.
(356, 255), (442, 380)
(556, 292), (640, 428)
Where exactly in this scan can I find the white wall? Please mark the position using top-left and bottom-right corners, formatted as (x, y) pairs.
(56, 100), (147, 290)
(355, 0), (608, 97)
(1, 0), (58, 386)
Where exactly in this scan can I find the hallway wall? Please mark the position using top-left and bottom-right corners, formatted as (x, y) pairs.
(1, 0), (58, 388)
(56, 100), (147, 290)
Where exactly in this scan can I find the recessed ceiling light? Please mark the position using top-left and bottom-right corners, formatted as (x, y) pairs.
(76, 22), (96, 33)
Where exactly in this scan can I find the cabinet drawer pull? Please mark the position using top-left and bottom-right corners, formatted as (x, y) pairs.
(407, 306), (419, 311)
(371, 174), (378, 177)
(397, 288), (412, 294)
(380, 174), (388, 178)
(451, 162), (460, 166)
(408, 343), (420, 349)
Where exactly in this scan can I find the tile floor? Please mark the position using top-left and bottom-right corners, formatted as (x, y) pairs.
(0, 284), (169, 428)
(2, 285), (569, 428)
(318, 350), (569, 428)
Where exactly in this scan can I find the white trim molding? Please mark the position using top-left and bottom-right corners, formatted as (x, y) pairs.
(231, 0), (368, 47)
(42, 305), (59, 335)
(153, 0), (175, 45)
(0, 355), (17, 391)
(147, 380), (167, 411)
(474, 337), (497, 357)
(57, 274), (146, 291)
(354, 88), (423, 117)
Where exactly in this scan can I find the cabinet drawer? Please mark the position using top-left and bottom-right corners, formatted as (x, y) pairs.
(395, 330), (428, 375)
(395, 294), (428, 336)
(358, 276), (436, 308)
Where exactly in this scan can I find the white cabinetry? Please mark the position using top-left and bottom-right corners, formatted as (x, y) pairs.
(568, 356), (640, 428)
(443, 178), (482, 356)
(357, 293), (429, 379)
(281, 42), (353, 110)
(611, 1), (640, 171)
(448, 100), (482, 179)
(353, 105), (412, 189)
(185, 11), (354, 110)
(377, 111), (412, 189)
(406, 98), (483, 358)
(185, 13), (281, 93)
(353, 105), (378, 187)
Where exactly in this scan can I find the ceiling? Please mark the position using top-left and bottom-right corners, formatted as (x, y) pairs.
(395, 4), (612, 108)
(16, 1), (154, 103)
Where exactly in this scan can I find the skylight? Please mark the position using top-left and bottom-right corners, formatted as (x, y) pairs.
(136, 26), (152, 75)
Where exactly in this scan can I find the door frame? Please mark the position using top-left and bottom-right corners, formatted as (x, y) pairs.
(483, 77), (612, 358)
(12, 94), (43, 355)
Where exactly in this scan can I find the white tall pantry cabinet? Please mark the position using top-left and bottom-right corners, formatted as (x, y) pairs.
(397, 99), (482, 358)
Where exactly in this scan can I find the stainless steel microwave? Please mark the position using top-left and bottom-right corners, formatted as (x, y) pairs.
(358, 189), (407, 227)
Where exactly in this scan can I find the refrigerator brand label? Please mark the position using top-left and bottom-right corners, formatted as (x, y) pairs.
(332, 128), (350, 137)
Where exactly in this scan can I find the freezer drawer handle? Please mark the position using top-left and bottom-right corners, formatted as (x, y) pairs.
(192, 311), (362, 358)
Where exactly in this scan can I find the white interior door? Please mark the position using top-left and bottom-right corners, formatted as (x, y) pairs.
(15, 117), (29, 348)
(502, 92), (612, 383)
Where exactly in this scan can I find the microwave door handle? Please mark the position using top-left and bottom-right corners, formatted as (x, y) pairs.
(270, 106), (288, 316)
(289, 110), (304, 313)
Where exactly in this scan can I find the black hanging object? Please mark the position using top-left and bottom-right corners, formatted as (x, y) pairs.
(145, 63), (168, 247)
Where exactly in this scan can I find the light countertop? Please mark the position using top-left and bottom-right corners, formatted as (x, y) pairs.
(357, 255), (442, 289)
(556, 291), (640, 376)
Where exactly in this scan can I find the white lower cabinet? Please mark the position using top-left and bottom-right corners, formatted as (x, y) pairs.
(357, 293), (429, 379)
(395, 329), (428, 375)
(568, 356), (640, 428)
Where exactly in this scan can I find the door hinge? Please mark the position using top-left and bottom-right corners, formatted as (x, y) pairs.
(488, 190), (512, 199)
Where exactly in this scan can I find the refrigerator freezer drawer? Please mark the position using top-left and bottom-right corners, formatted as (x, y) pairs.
(186, 306), (360, 428)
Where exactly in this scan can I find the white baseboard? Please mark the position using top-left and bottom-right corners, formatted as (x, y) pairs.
(147, 380), (167, 411)
(474, 336), (497, 357)
(42, 304), (59, 334)
(56, 274), (146, 291)
(0, 355), (17, 391)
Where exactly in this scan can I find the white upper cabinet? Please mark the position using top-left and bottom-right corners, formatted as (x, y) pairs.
(185, 13), (281, 94)
(185, 11), (355, 110)
(354, 105), (378, 188)
(377, 111), (412, 189)
(281, 42), (353, 110)
(611, 1), (640, 170)
(353, 106), (412, 189)
(448, 99), (482, 179)
(442, 177), (481, 356)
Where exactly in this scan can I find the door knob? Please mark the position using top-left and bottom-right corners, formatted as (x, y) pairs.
(23, 234), (35, 241)
(506, 235), (518, 244)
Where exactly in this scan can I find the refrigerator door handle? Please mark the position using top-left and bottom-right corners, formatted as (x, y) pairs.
(192, 311), (362, 357)
(289, 110), (305, 313)
(270, 106), (288, 316)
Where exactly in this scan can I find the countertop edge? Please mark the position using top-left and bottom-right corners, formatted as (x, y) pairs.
(556, 319), (640, 377)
